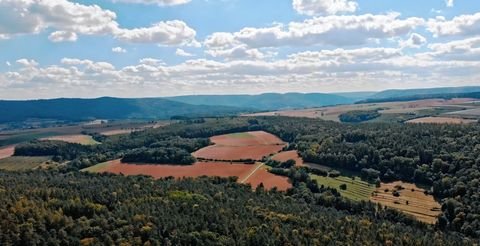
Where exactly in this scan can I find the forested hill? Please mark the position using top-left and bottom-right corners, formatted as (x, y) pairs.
(0, 97), (247, 123)
(357, 91), (480, 104)
(166, 93), (355, 110)
(368, 86), (480, 100)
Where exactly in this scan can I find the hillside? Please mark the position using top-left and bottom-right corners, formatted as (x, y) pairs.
(0, 97), (246, 123)
(369, 86), (480, 99)
(167, 93), (354, 110)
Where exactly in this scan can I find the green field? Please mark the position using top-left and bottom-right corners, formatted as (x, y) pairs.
(228, 132), (253, 138)
(310, 174), (376, 202)
(0, 132), (60, 147)
(81, 161), (111, 173)
(0, 156), (52, 171)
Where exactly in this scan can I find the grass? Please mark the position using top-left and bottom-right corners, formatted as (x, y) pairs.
(0, 132), (59, 147)
(228, 132), (253, 138)
(81, 161), (110, 173)
(0, 156), (52, 171)
(310, 174), (376, 202)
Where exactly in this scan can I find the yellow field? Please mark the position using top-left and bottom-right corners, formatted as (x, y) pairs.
(371, 181), (441, 224)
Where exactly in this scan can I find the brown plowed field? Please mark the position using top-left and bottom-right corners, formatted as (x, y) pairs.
(193, 131), (286, 161)
(194, 145), (284, 161)
(271, 150), (304, 166)
(211, 131), (284, 146)
(84, 159), (291, 191)
(371, 181), (441, 224)
(0, 145), (15, 160)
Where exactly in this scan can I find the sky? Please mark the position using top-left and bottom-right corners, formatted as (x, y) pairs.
(0, 0), (480, 99)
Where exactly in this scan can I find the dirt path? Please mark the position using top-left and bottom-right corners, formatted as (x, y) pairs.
(241, 163), (264, 183)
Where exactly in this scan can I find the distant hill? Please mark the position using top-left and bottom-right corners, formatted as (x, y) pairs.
(167, 93), (354, 110)
(369, 86), (480, 99)
(331, 91), (377, 101)
(0, 97), (247, 123)
(358, 91), (480, 104)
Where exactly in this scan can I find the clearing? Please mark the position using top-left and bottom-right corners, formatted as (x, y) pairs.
(371, 181), (441, 224)
(0, 156), (52, 171)
(0, 145), (15, 160)
(41, 134), (100, 145)
(406, 117), (477, 124)
(310, 174), (375, 202)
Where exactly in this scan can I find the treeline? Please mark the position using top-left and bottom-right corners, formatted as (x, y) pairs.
(0, 170), (471, 245)
(338, 110), (381, 123)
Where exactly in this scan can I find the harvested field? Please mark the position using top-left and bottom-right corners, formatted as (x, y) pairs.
(193, 131), (286, 161)
(446, 108), (480, 116)
(194, 145), (284, 161)
(406, 117), (476, 124)
(271, 150), (304, 166)
(371, 181), (441, 224)
(99, 129), (136, 136)
(0, 156), (51, 171)
(241, 165), (291, 191)
(41, 134), (100, 145)
(211, 131), (284, 146)
(83, 159), (291, 191)
(0, 145), (15, 160)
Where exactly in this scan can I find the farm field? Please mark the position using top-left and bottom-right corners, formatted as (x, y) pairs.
(0, 156), (52, 171)
(193, 131), (285, 161)
(41, 134), (100, 145)
(245, 98), (480, 123)
(0, 120), (168, 146)
(406, 117), (477, 124)
(271, 150), (304, 166)
(0, 145), (15, 160)
(371, 181), (441, 224)
(310, 174), (375, 202)
(82, 159), (291, 191)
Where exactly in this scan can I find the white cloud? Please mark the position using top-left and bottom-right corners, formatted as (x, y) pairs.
(399, 33), (427, 49)
(204, 13), (425, 59)
(176, 48), (194, 57)
(48, 31), (78, 42)
(0, 0), (198, 46)
(428, 13), (480, 37)
(3, 44), (480, 99)
(112, 47), (127, 53)
(293, 0), (358, 16)
(446, 0), (454, 7)
(6, 61), (11, 67)
(112, 0), (191, 6)
(116, 21), (197, 46)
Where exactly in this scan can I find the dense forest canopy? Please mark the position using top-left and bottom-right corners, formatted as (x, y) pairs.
(0, 171), (472, 245)
(10, 116), (480, 240)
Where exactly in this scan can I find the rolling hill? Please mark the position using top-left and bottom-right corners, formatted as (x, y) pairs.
(167, 93), (354, 110)
(0, 97), (247, 123)
(369, 86), (480, 99)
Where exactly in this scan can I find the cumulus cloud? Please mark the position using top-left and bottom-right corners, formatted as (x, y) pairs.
(293, 0), (358, 16)
(112, 0), (191, 6)
(204, 13), (424, 58)
(0, 0), (198, 46)
(48, 31), (78, 42)
(176, 48), (194, 57)
(399, 33), (427, 49)
(3, 44), (480, 99)
(428, 13), (480, 37)
(446, 0), (454, 7)
(112, 47), (127, 53)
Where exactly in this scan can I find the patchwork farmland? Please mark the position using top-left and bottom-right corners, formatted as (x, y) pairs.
(41, 134), (100, 145)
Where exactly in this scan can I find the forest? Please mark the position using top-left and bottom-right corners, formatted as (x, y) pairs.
(0, 170), (471, 245)
(10, 116), (480, 241)
(338, 110), (381, 123)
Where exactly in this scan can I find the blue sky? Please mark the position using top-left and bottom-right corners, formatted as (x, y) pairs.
(0, 0), (479, 99)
